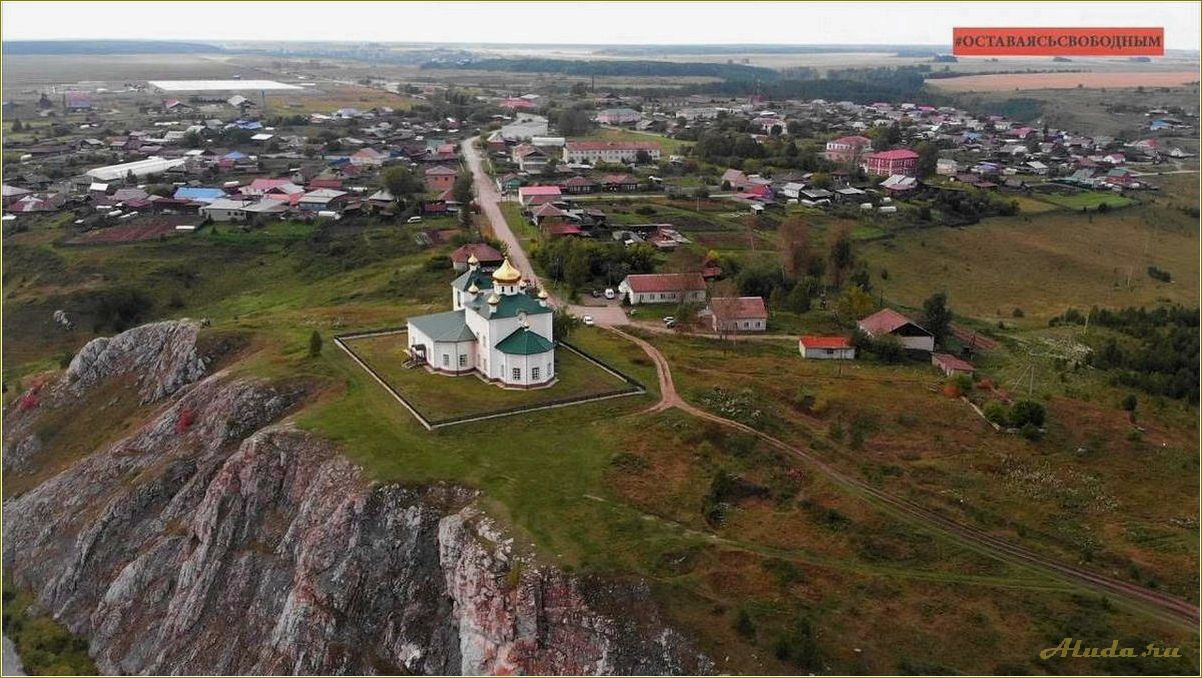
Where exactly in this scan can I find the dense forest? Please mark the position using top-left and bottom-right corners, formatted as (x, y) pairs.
(1052, 305), (1200, 403)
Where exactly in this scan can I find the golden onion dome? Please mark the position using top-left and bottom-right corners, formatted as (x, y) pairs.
(467, 253), (479, 265)
(537, 289), (549, 299)
(468, 282), (479, 294)
(486, 292), (501, 305)
(491, 257), (522, 284)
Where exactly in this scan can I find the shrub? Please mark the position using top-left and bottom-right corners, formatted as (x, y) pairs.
(733, 608), (756, 639)
(308, 330), (323, 357)
(1009, 399), (1046, 428)
(983, 400), (1009, 426)
(1120, 394), (1138, 412)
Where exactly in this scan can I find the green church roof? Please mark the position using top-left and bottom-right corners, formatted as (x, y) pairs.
(452, 268), (494, 292)
(467, 291), (550, 320)
(495, 326), (555, 355)
(407, 309), (476, 343)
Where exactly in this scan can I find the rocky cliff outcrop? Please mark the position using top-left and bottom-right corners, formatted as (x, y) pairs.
(2, 321), (711, 675)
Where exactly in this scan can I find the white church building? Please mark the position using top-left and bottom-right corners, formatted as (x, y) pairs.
(407, 255), (556, 388)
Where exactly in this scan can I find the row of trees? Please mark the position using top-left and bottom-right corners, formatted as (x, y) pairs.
(531, 237), (657, 292)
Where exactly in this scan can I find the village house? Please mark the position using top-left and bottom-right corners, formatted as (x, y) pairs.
(517, 185), (562, 206)
(298, 188), (349, 212)
(199, 198), (252, 222)
(858, 308), (935, 352)
(709, 296), (768, 333)
(862, 149), (920, 176)
(406, 257), (555, 388)
(932, 352), (975, 377)
(424, 165), (458, 192)
(799, 335), (856, 360)
(824, 135), (872, 164)
(562, 141), (661, 165)
(349, 147), (388, 167)
(560, 175), (598, 195)
(450, 242), (504, 272)
(601, 174), (639, 192)
(513, 144), (550, 173)
(618, 272), (707, 305)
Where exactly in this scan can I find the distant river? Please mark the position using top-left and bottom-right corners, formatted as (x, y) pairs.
(2, 634), (26, 675)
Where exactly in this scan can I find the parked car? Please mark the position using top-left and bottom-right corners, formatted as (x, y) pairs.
(406, 215), (423, 223)
(582, 315), (595, 326)
(662, 316), (675, 325)
(591, 289), (602, 298)
(604, 288), (616, 300)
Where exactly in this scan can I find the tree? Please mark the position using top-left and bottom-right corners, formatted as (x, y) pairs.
(552, 308), (581, 343)
(11, 119), (23, 132)
(555, 107), (594, 136)
(452, 172), (474, 206)
(673, 300), (703, 330)
(834, 285), (875, 323)
(635, 150), (652, 164)
(921, 292), (953, 346)
(779, 215), (812, 278)
(827, 227), (853, 288)
(308, 331), (323, 357)
(786, 277), (818, 314)
(382, 166), (421, 205)
(915, 141), (939, 178)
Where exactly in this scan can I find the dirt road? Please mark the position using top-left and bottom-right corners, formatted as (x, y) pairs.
(607, 326), (1200, 629)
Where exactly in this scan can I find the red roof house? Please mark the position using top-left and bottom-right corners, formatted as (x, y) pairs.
(618, 272), (707, 305)
(858, 308), (935, 352)
(932, 352), (975, 377)
(799, 335), (856, 360)
(710, 296), (768, 333)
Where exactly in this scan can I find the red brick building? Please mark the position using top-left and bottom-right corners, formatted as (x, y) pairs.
(861, 148), (920, 176)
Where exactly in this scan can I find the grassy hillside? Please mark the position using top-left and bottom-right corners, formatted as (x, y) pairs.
(861, 184), (1199, 326)
(3, 208), (1198, 674)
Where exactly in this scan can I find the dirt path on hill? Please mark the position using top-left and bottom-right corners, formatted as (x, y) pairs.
(606, 327), (1200, 629)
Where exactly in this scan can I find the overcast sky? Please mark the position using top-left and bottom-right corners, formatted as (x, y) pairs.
(3, 1), (1200, 50)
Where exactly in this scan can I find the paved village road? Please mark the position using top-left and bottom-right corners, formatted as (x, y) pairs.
(463, 138), (1199, 629)
(461, 138), (541, 291)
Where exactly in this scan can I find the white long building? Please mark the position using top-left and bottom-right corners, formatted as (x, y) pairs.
(85, 157), (186, 182)
(562, 141), (661, 165)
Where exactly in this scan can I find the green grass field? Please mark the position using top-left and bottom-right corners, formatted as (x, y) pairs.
(344, 331), (637, 423)
(861, 204), (1199, 325)
(1038, 191), (1136, 211)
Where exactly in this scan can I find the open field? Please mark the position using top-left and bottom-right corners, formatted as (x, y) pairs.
(264, 84), (415, 114)
(1037, 191), (1136, 210)
(343, 331), (638, 423)
(0, 54), (267, 90)
(581, 127), (692, 154)
(862, 200), (1199, 325)
(928, 70), (1201, 92)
